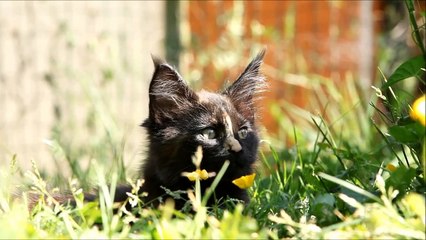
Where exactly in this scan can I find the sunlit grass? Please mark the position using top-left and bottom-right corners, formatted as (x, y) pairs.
(1, 67), (424, 238)
(2, 51), (424, 240)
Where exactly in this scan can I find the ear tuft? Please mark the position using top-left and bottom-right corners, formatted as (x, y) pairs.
(147, 57), (197, 125)
(224, 50), (267, 121)
(151, 54), (165, 68)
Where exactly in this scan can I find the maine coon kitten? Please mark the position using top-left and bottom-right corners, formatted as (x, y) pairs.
(27, 51), (266, 210)
(136, 50), (266, 208)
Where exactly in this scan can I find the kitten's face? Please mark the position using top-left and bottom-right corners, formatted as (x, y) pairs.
(143, 51), (265, 184)
(190, 91), (259, 177)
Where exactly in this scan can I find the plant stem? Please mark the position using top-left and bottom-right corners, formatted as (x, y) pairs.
(405, 0), (426, 56)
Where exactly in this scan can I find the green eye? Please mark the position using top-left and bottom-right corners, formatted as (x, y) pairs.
(202, 128), (216, 139)
(238, 127), (248, 139)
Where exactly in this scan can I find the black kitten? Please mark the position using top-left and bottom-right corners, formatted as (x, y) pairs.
(138, 50), (266, 207)
(27, 51), (266, 210)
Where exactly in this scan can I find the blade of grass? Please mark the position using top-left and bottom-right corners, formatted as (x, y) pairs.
(318, 172), (381, 203)
(369, 102), (393, 123)
(201, 160), (230, 206)
(371, 119), (405, 166)
(311, 116), (347, 170)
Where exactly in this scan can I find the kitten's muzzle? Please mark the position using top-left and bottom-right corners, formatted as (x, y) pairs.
(224, 135), (242, 152)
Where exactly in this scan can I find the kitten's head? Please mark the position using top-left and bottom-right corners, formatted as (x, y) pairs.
(142, 51), (266, 186)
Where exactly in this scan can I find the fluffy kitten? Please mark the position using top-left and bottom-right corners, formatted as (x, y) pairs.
(138, 50), (266, 207)
(27, 51), (266, 210)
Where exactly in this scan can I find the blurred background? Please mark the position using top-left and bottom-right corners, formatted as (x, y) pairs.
(0, 1), (422, 179)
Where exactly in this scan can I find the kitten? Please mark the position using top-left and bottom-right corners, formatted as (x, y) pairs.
(138, 50), (266, 208)
(27, 50), (266, 210)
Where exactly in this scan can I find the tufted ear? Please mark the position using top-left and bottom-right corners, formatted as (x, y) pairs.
(223, 50), (266, 121)
(147, 57), (198, 125)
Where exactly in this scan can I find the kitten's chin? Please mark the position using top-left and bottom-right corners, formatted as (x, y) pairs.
(211, 151), (250, 167)
(216, 149), (232, 158)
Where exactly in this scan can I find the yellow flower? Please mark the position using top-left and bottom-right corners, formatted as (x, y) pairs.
(197, 169), (209, 180)
(386, 163), (397, 172)
(410, 95), (425, 126)
(232, 173), (256, 189)
(183, 169), (211, 181)
(182, 146), (217, 182)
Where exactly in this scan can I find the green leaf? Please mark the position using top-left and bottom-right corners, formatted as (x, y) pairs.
(381, 55), (425, 89)
(386, 166), (417, 193)
(388, 122), (424, 144)
(311, 202), (337, 225)
(313, 193), (335, 206)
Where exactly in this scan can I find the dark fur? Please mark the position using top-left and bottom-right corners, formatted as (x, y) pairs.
(29, 51), (266, 210)
(139, 50), (266, 208)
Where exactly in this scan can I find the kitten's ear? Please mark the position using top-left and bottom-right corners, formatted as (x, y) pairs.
(224, 50), (266, 121)
(147, 56), (197, 124)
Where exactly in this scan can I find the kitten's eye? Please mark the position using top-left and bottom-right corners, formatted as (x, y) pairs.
(202, 128), (216, 139)
(238, 127), (249, 139)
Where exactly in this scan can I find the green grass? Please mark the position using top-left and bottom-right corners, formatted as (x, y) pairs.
(1, 68), (424, 238)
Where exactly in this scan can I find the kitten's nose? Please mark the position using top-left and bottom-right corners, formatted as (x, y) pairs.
(222, 114), (241, 152)
(225, 136), (242, 152)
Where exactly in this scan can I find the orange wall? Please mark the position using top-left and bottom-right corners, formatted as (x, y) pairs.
(184, 1), (383, 135)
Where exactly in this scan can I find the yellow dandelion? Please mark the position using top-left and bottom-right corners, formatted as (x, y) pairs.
(182, 146), (217, 182)
(232, 173), (256, 189)
(197, 169), (209, 180)
(410, 95), (425, 126)
(185, 171), (199, 181)
(182, 169), (214, 182)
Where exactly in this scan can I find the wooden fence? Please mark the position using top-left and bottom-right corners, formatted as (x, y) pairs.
(0, 1), (164, 172)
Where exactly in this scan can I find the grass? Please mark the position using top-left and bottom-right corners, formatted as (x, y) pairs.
(1, 69), (424, 238)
